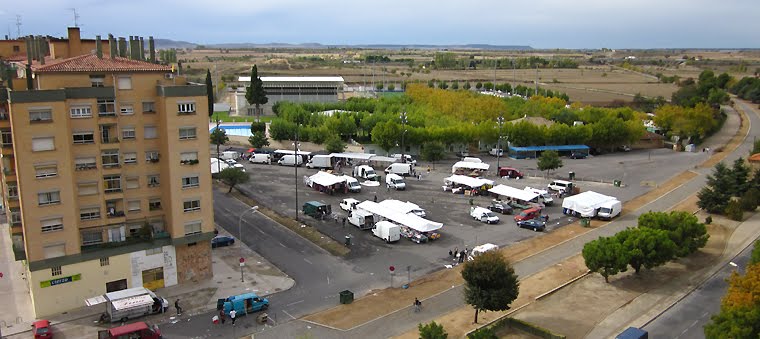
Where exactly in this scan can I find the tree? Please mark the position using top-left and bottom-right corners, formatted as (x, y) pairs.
(740, 187), (760, 211)
(537, 150), (563, 176)
(376, 83), (385, 91)
(475, 82), (483, 90)
(730, 158), (750, 196)
(210, 128), (229, 160)
(420, 141), (445, 166)
(582, 236), (629, 283)
(418, 321), (448, 339)
(248, 133), (269, 148)
(725, 199), (744, 221)
(388, 84), (396, 91)
(638, 211), (709, 257)
(218, 167), (249, 193)
(467, 327), (497, 339)
(750, 240), (760, 267)
(616, 228), (676, 274)
(461, 251), (519, 324)
(463, 82), (472, 90)
(245, 65), (268, 121)
(371, 121), (401, 153)
(451, 82), (459, 90)
(704, 264), (760, 338)
(324, 135), (347, 153)
(205, 69), (214, 117)
(698, 162), (734, 213)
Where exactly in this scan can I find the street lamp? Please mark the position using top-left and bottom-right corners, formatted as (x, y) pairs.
(237, 205), (259, 282)
(496, 114), (505, 177)
(215, 113), (221, 174)
(293, 126), (301, 222)
(400, 111), (408, 163)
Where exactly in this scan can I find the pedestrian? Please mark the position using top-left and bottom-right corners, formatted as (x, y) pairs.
(459, 250), (465, 263)
(175, 299), (182, 315)
(454, 247), (459, 256)
(230, 309), (237, 325)
(162, 298), (169, 313)
(219, 309), (226, 324)
(427, 165), (431, 173)
(387, 184), (390, 192)
(414, 298), (421, 312)
(448, 249), (453, 257)
(342, 217), (347, 228)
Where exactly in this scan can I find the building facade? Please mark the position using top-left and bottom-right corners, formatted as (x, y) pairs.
(234, 76), (344, 116)
(1, 48), (214, 317)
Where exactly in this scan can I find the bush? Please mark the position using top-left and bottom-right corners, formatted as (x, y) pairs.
(740, 187), (760, 211)
(418, 321), (448, 339)
(705, 215), (712, 225)
(467, 327), (497, 339)
(725, 200), (744, 221)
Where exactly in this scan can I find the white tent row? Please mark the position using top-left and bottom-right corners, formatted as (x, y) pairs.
(378, 199), (426, 217)
(488, 184), (540, 202)
(210, 158), (230, 174)
(308, 171), (346, 187)
(451, 161), (490, 173)
(356, 201), (442, 232)
(561, 191), (618, 217)
(444, 175), (494, 188)
(329, 152), (374, 161)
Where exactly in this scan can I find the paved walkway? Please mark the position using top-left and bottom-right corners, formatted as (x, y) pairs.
(1, 227), (294, 338)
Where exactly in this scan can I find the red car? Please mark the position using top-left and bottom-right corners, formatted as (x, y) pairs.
(32, 319), (52, 338)
(514, 207), (542, 222)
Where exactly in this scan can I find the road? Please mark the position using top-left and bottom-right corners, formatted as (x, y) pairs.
(643, 239), (757, 339)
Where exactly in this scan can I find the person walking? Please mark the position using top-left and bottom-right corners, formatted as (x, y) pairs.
(175, 299), (182, 315)
(219, 309), (226, 324)
(230, 309), (237, 325)
(414, 298), (421, 312)
(459, 250), (466, 263)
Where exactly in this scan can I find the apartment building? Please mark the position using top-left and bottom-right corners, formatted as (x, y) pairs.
(0, 37), (214, 317)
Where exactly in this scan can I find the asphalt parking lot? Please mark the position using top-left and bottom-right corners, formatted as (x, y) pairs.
(225, 146), (709, 280)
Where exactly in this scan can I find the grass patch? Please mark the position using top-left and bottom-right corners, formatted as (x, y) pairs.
(215, 183), (350, 257)
(212, 111), (274, 123)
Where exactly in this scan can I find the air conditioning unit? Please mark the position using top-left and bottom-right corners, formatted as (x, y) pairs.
(164, 73), (174, 79)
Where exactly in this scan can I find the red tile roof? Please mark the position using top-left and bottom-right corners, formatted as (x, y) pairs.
(34, 53), (171, 73)
(748, 153), (760, 162)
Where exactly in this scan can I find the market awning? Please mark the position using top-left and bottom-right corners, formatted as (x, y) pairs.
(85, 295), (107, 307)
(444, 175), (494, 188)
(489, 184), (540, 202)
(111, 295), (155, 311)
(452, 161), (490, 171)
(246, 148), (255, 153)
(309, 171), (346, 186)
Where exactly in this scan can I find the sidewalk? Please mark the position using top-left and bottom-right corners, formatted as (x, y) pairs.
(2, 226), (294, 338)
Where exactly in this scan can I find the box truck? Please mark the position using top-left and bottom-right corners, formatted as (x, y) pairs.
(306, 155), (333, 169)
(596, 199), (622, 220)
(372, 221), (401, 243)
(348, 208), (375, 230)
(353, 165), (378, 180)
(278, 154), (304, 166)
(86, 287), (168, 323)
(385, 163), (415, 177)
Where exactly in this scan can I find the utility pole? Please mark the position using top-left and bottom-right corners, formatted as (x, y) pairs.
(496, 114), (505, 176)
(400, 111), (408, 163)
(493, 57), (497, 92)
(294, 127), (300, 222)
(535, 65), (539, 95)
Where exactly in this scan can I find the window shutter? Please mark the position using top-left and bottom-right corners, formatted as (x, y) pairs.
(32, 137), (55, 151)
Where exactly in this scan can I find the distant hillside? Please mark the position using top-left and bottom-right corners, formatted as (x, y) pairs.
(152, 38), (532, 51)
(154, 38), (197, 49)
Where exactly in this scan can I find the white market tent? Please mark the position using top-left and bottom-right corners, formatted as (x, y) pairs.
(378, 199), (426, 217)
(561, 191), (617, 217)
(356, 201), (442, 232)
(444, 175), (494, 188)
(330, 152), (374, 161)
(210, 158), (230, 174)
(451, 161), (490, 174)
(489, 184), (540, 202)
(308, 171), (347, 187)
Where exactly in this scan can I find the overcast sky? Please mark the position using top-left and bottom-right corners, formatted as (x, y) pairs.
(2, 0), (758, 48)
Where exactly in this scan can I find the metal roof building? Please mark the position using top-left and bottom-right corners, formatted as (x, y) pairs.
(234, 76), (345, 117)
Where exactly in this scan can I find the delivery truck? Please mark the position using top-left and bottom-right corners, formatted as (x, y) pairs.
(385, 163), (415, 177)
(348, 208), (375, 230)
(306, 154), (333, 169)
(353, 165), (378, 180)
(86, 287), (168, 323)
(278, 154), (304, 167)
(372, 221), (401, 243)
(596, 199), (622, 220)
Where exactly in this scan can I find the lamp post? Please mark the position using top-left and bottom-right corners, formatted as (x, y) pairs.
(294, 126), (301, 222)
(496, 114), (505, 177)
(215, 113), (221, 174)
(237, 205), (259, 282)
(400, 111), (408, 163)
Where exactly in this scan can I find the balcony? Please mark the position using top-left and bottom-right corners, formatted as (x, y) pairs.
(80, 219), (170, 253)
(101, 137), (120, 144)
(106, 210), (125, 218)
(75, 163), (97, 171)
(180, 159), (199, 166)
(98, 111), (117, 118)
(104, 187), (122, 194)
(11, 234), (25, 261)
(147, 158), (160, 164)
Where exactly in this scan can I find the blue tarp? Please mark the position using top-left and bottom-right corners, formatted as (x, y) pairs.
(509, 145), (589, 152)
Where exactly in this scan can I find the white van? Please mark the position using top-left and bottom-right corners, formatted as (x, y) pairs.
(597, 199), (622, 220)
(343, 176), (361, 192)
(278, 154), (304, 167)
(524, 187), (554, 205)
(548, 180), (574, 193)
(353, 165), (377, 180)
(372, 221), (401, 243)
(471, 243), (499, 257)
(470, 206), (500, 224)
(386, 173), (406, 190)
(249, 153), (272, 164)
(385, 163), (414, 177)
(391, 154), (417, 165)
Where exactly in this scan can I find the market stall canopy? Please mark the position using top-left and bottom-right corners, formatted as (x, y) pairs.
(356, 201), (442, 232)
(445, 175), (494, 188)
(330, 152), (374, 161)
(489, 184), (540, 202)
(210, 158), (230, 174)
(452, 161), (490, 171)
(309, 171), (346, 187)
(561, 191), (618, 216)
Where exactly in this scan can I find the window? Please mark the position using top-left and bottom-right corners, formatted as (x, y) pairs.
(78, 182), (98, 196)
(41, 218), (63, 233)
(30, 109), (53, 123)
(90, 75), (105, 87)
(12, 45), (20, 52)
(80, 206), (101, 220)
(182, 175), (199, 189)
(1, 129), (13, 147)
(184, 220), (202, 236)
(127, 200), (141, 212)
(145, 151), (159, 163)
(120, 104), (134, 115)
(38, 191), (61, 206)
(142, 101), (156, 113)
(10, 208), (21, 225)
(108, 226), (125, 242)
(146, 247), (162, 256)
(121, 127), (136, 140)
(147, 174), (160, 187)
(75, 157), (97, 171)
(44, 244), (66, 258)
(7, 182), (18, 199)
(97, 98), (116, 116)
(177, 102), (196, 115)
(70, 105), (92, 118)
(124, 152), (137, 164)
(101, 150), (119, 168)
(82, 231), (103, 246)
(117, 77), (132, 90)
(72, 131), (95, 144)
(183, 199), (201, 212)
(51, 266), (62, 276)
(179, 127), (196, 140)
(144, 126), (157, 139)
(31, 137), (55, 151)
(35, 164), (58, 179)
(180, 152), (199, 165)
(126, 176), (139, 189)
(104, 175), (121, 193)
(100, 257), (110, 266)
(149, 198), (162, 211)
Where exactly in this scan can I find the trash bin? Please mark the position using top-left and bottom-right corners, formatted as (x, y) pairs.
(580, 218), (590, 227)
(257, 313), (268, 324)
(613, 180), (621, 187)
(569, 171), (575, 180)
(339, 290), (354, 304)
(345, 235), (352, 246)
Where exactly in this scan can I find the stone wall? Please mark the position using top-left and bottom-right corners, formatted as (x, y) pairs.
(175, 241), (212, 283)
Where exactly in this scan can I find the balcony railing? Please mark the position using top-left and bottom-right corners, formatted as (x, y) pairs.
(98, 111), (117, 117)
(104, 188), (122, 194)
(106, 210), (125, 217)
(75, 163), (97, 171)
(180, 159), (199, 165)
(147, 158), (160, 164)
(101, 137), (120, 144)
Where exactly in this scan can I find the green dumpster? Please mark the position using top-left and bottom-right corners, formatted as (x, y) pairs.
(340, 290), (354, 304)
(580, 218), (590, 227)
(569, 171), (575, 180)
(613, 180), (621, 187)
(345, 235), (352, 246)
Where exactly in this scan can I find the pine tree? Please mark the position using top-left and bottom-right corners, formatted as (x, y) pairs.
(245, 65), (268, 122)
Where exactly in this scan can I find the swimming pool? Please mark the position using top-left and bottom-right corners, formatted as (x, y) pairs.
(210, 125), (253, 137)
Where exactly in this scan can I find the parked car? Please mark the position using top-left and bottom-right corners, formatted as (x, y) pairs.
(224, 158), (237, 165)
(569, 152), (588, 159)
(471, 207), (500, 224)
(514, 207), (542, 222)
(211, 236), (235, 248)
(489, 200), (513, 214)
(32, 320), (52, 339)
(618, 145), (631, 152)
(517, 219), (546, 232)
(455, 150), (470, 158)
(489, 148), (504, 156)
(339, 198), (360, 212)
(498, 167), (524, 179)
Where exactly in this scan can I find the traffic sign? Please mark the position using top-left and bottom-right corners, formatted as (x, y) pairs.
(389, 265), (395, 272)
